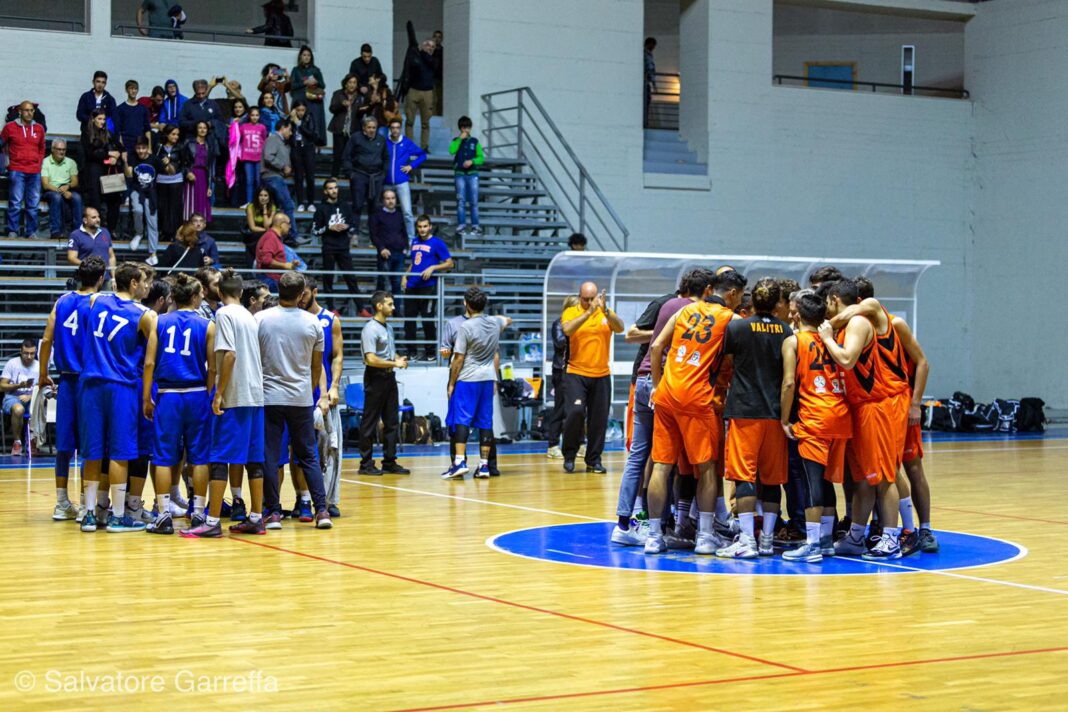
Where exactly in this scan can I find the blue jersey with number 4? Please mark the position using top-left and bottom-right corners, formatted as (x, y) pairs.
(82, 293), (149, 385)
(318, 308), (335, 390)
(53, 291), (92, 374)
(154, 310), (210, 388)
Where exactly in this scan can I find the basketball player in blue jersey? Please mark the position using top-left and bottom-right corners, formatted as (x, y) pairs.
(78, 262), (157, 533)
(38, 256), (107, 521)
(142, 274), (215, 535)
(302, 277), (344, 517)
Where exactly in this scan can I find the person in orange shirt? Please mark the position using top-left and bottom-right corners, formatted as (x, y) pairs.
(644, 270), (744, 555)
(780, 292), (852, 563)
(560, 281), (624, 473)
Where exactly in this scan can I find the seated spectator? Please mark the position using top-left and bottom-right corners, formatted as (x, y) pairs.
(160, 221), (205, 273)
(114, 80), (151, 164)
(76, 71), (116, 129)
(143, 85), (165, 130)
(349, 43), (383, 94)
(289, 100), (321, 211)
(257, 90), (283, 133)
(258, 64), (291, 116)
(2, 102), (46, 238)
(158, 79), (186, 128)
(81, 109), (125, 235)
(291, 45), (327, 146)
(255, 213), (297, 291)
(369, 188), (408, 294)
(180, 120), (216, 222)
(247, 0), (294, 48)
(67, 207), (117, 276)
(384, 117), (424, 239)
(567, 233), (588, 251)
(260, 119), (297, 234)
(125, 138), (162, 264)
(244, 186), (277, 264)
(328, 74), (362, 178)
(41, 139), (82, 239)
(191, 212), (220, 266)
(450, 115), (484, 236)
(0, 339), (38, 456)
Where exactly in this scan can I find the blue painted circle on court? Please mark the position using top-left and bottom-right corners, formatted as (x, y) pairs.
(488, 522), (1026, 576)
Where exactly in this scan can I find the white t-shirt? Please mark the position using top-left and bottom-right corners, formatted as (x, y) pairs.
(2, 357), (38, 397)
(214, 304), (264, 408)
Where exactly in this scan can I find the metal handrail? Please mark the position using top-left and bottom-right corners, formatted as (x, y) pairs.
(0, 14), (85, 32)
(481, 87), (629, 252)
(651, 72), (680, 99)
(774, 74), (969, 99)
(111, 23), (307, 46)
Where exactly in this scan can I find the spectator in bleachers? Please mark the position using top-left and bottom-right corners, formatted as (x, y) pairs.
(158, 79), (186, 128)
(181, 120), (216, 223)
(369, 188), (408, 295)
(260, 119), (297, 233)
(384, 117), (425, 239)
(244, 186), (277, 264)
(313, 177), (363, 314)
(41, 139), (82, 240)
(247, 0), (294, 48)
(81, 109), (125, 235)
(291, 45), (327, 146)
(192, 212), (219, 267)
(357, 73), (396, 135)
(225, 97), (250, 207)
(114, 80), (151, 165)
(124, 138), (161, 265)
(66, 207), (117, 276)
(349, 44), (384, 95)
(137, 0), (172, 39)
(258, 64), (291, 116)
(1, 339), (38, 455)
(76, 71), (116, 129)
(237, 106), (267, 206)
(432, 30), (444, 115)
(450, 115), (484, 236)
(159, 221), (205, 273)
(289, 100), (320, 212)
(255, 213), (297, 291)
(567, 233), (588, 251)
(341, 115), (388, 237)
(644, 37), (657, 128)
(328, 74), (362, 178)
(402, 215), (453, 361)
(257, 91), (283, 133)
(179, 80), (224, 150)
(155, 124), (185, 242)
(144, 85), (165, 130)
(2, 102), (46, 238)
(403, 39), (437, 152)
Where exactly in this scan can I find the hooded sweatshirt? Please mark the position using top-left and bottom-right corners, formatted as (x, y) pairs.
(159, 79), (187, 126)
(1, 119), (45, 173)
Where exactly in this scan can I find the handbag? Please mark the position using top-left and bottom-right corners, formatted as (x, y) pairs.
(99, 168), (126, 195)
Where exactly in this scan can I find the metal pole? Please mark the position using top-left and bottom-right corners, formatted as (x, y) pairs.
(579, 172), (586, 236)
(435, 277), (445, 364)
(516, 90), (524, 160)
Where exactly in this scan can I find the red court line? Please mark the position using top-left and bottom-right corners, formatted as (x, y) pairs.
(392, 645), (1068, 711)
(933, 504), (1068, 526)
(230, 537), (804, 673)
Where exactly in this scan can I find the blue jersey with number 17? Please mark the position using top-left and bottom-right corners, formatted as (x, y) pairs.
(154, 310), (210, 388)
(82, 293), (149, 385)
(52, 291), (92, 374)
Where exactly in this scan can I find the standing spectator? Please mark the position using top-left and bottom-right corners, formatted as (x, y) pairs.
(2, 102), (46, 238)
(358, 290), (410, 476)
(225, 97), (250, 206)
(369, 189), (408, 294)
(384, 117), (425, 239)
(113, 80), (151, 164)
(66, 207), (117, 276)
(0, 339), (38, 455)
(403, 39), (437, 151)
(450, 115), (484, 236)
(255, 213), (297, 291)
(432, 30), (444, 115)
(289, 100), (320, 211)
(155, 124), (185, 243)
(568, 233), (588, 251)
(41, 138), (83, 239)
(313, 177), (364, 312)
(76, 71), (116, 129)
(137, 0), (171, 38)
(143, 85), (165, 130)
(349, 44), (383, 94)
(237, 106), (267, 206)
(192, 212), (220, 267)
(247, 0), (294, 48)
(290, 45), (327, 146)
(644, 37), (657, 128)
(257, 91), (283, 133)
(181, 120), (216, 222)
(179, 79), (224, 148)
(359, 73), (400, 135)
(81, 109), (125, 235)
(158, 79), (186, 128)
(258, 64), (291, 117)
(159, 221), (205, 273)
(560, 282), (624, 473)
(260, 119), (296, 231)
(545, 295), (579, 459)
(245, 187), (276, 265)
(341, 116), (388, 235)
(328, 74), (362, 178)
(124, 138), (161, 265)
(401, 215), (454, 361)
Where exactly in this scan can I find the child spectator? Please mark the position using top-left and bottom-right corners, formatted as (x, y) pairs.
(449, 115), (484, 236)
(257, 91), (283, 133)
(125, 138), (163, 265)
(238, 106), (268, 206)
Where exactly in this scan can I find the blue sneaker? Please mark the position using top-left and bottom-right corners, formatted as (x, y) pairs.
(80, 511), (98, 533)
(298, 500), (313, 523)
(230, 497), (248, 522)
(106, 514), (147, 533)
(440, 461), (469, 480)
(474, 463), (490, 479)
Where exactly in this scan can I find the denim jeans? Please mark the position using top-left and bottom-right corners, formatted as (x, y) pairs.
(242, 161), (261, 205)
(375, 250), (406, 294)
(262, 404), (327, 514)
(44, 189), (83, 237)
(261, 175), (295, 232)
(387, 181), (416, 238)
(454, 173), (479, 227)
(616, 375), (653, 517)
(129, 191), (158, 254)
(7, 171), (41, 236)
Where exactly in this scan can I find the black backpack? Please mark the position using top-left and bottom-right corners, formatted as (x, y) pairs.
(992, 399), (1021, 433)
(967, 402), (999, 432)
(426, 412), (445, 443)
(1016, 397), (1047, 432)
(923, 400), (962, 431)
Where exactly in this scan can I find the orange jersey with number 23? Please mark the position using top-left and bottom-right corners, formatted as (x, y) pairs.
(654, 299), (735, 413)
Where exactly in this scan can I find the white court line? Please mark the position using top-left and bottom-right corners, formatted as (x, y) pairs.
(929, 443), (1068, 455)
(838, 556), (1068, 597)
(546, 549), (593, 559)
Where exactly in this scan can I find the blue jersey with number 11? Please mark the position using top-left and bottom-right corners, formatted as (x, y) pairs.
(82, 293), (148, 385)
(53, 291), (92, 374)
(154, 310), (210, 388)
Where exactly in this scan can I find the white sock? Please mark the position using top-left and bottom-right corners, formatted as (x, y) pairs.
(762, 511), (778, 537)
(249, 511), (262, 523)
(206, 515), (220, 526)
(300, 490), (311, 502)
(157, 493), (170, 515)
(193, 495), (206, 516)
(688, 499), (699, 521)
(111, 484), (127, 517)
(849, 522), (866, 541)
(86, 481), (99, 509)
(920, 521), (931, 530)
(899, 497), (915, 531)
(715, 496), (729, 520)
(698, 512), (713, 535)
(648, 519), (663, 536)
(454, 456), (464, 466)
(805, 521), (820, 546)
(755, 501), (764, 516)
(885, 527), (901, 545)
(57, 487), (69, 504)
(820, 515), (835, 538)
(231, 486), (243, 500)
(632, 495), (644, 516)
(739, 512), (755, 539)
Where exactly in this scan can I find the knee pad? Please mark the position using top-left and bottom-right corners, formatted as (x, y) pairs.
(801, 459), (826, 509)
(128, 457), (149, 480)
(735, 481), (757, 499)
(676, 473), (697, 499)
(210, 463), (228, 482)
(478, 428), (495, 447)
(246, 463), (265, 481)
(56, 451), (73, 478)
(453, 425), (469, 445)
(760, 484), (781, 504)
(821, 479), (837, 508)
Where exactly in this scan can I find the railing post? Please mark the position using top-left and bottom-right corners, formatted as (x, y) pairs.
(486, 94), (494, 152)
(516, 90), (524, 160)
(579, 172), (586, 236)
(436, 278), (445, 364)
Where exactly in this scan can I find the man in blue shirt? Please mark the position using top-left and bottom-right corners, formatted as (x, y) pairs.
(384, 118), (426, 239)
(401, 215), (453, 361)
(75, 71), (117, 130)
(66, 207), (117, 279)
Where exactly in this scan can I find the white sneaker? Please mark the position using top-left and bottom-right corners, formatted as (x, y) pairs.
(75, 504), (87, 524)
(546, 446), (563, 460)
(296, 204), (306, 212)
(52, 501), (78, 520)
(758, 532), (775, 556)
(129, 235), (142, 251)
(307, 204), (316, 213)
(611, 522), (646, 546)
(782, 542), (823, 563)
(168, 500), (188, 518)
(644, 532), (667, 554)
(146, 253), (159, 266)
(694, 532), (722, 555)
(715, 534), (758, 559)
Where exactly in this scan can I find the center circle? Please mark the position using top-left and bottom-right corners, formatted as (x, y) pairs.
(488, 522), (1026, 576)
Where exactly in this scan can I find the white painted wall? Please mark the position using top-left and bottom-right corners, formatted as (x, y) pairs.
(645, 0), (680, 75)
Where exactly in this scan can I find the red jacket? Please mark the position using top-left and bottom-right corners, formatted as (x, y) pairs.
(256, 228), (286, 282)
(1, 120), (45, 173)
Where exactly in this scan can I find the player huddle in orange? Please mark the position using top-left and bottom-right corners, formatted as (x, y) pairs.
(612, 265), (936, 563)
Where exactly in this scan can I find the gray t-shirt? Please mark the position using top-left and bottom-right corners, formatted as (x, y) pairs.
(454, 315), (505, 382)
(214, 304), (264, 408)
(361, 318), (395, 361)
(440, 314), (466, 352)
(256, 306), (324, 407)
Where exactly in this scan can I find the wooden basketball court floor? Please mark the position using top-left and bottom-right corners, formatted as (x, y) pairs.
(1, 431), (1066, 710)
